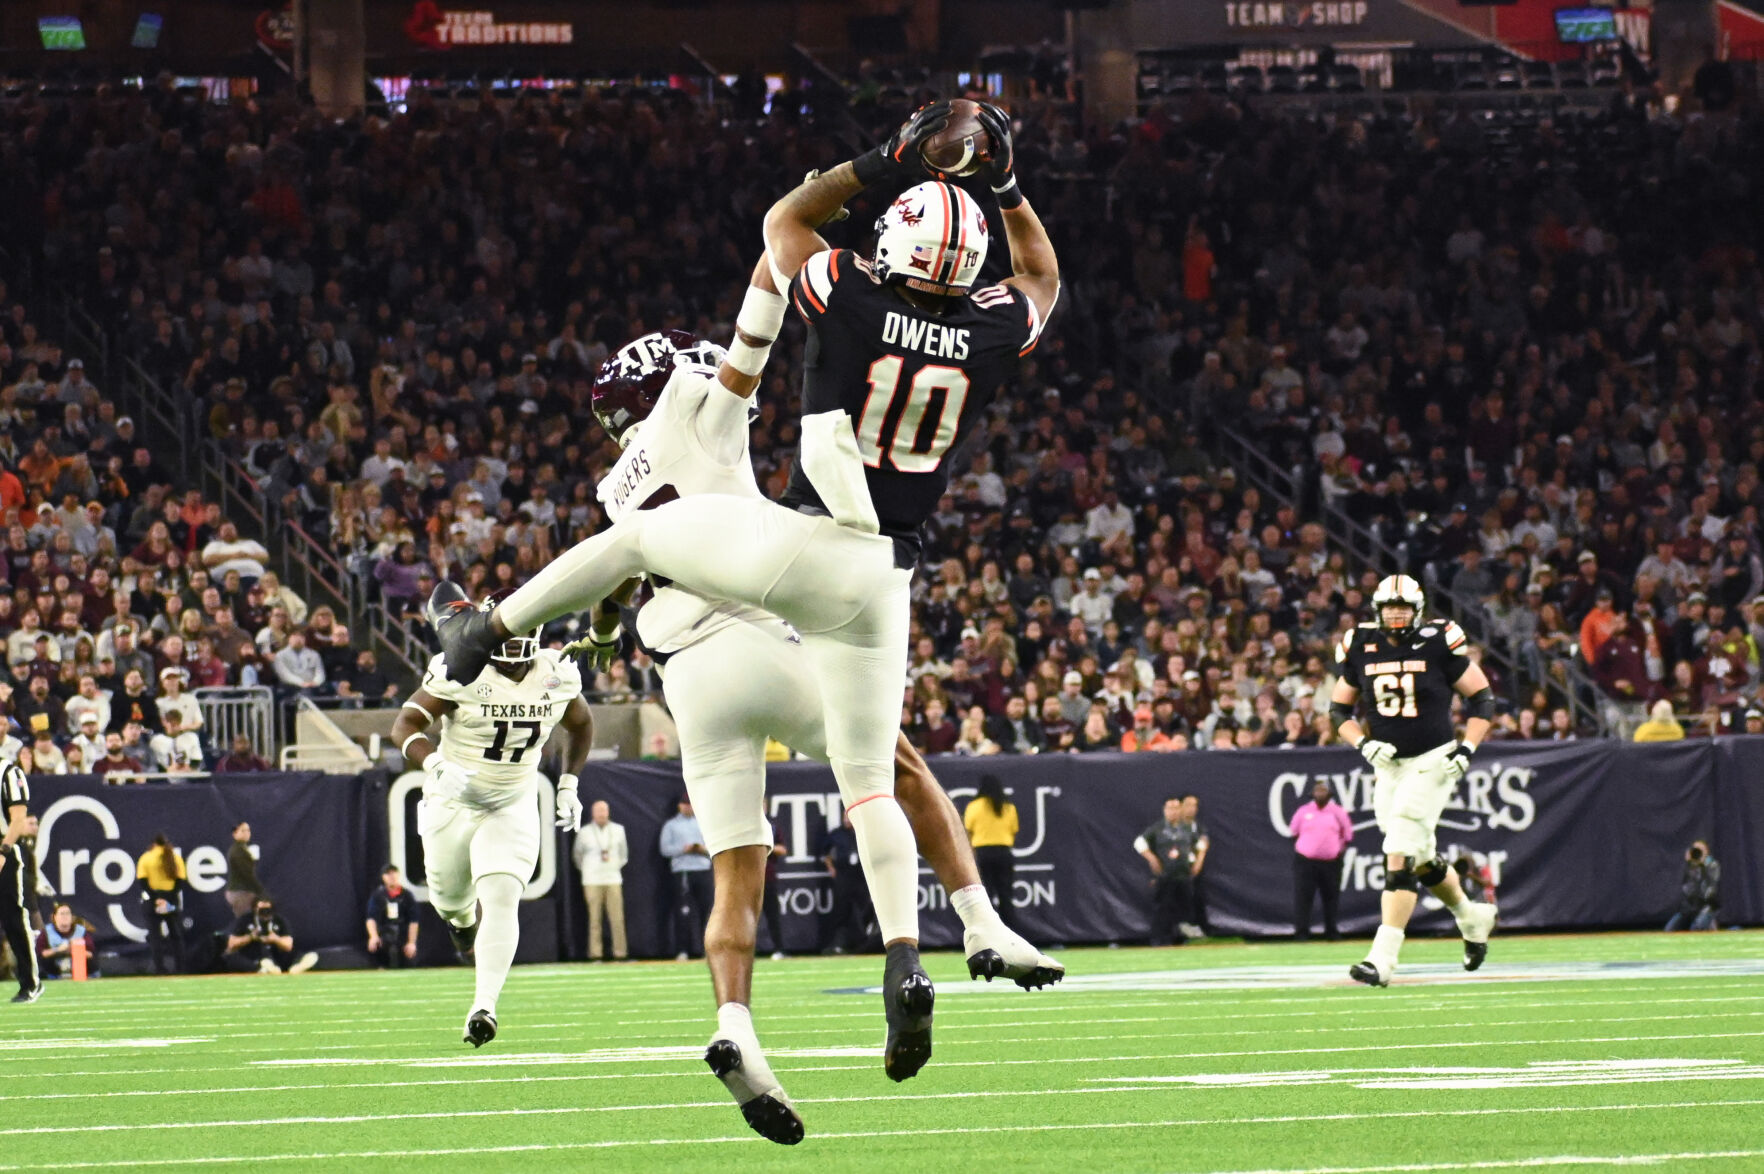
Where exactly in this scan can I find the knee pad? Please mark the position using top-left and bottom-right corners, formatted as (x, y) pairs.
(1384, 866), (1418, 892)
(1415, 857), (1450, 888)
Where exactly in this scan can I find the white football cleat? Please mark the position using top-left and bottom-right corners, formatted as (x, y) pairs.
(705, 1037), (803, 1145)
(1458, 902), (1497, 971)
(963, 924), (1065, 990)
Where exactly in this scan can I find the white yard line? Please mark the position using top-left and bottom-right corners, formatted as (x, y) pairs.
(0, 1102), (1758, 1165)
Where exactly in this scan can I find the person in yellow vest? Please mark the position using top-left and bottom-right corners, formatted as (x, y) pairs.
(962, 775), (1020, 932)
(1633, 699), (1685, 743)
(135, 834), (187, 974)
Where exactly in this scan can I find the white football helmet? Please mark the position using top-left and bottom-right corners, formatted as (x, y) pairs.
(483, 590), (537, 666)
(873, 181), (989, 297)
(1372, 574), (1425, 632)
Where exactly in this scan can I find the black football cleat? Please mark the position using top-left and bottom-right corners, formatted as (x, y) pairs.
(464, 1009), (497, 1048)
(705, 1039), (805, 1146)
(1348, 960), (1390, 988)
(10, 986), (42, 1004)
(1464, 939), (1489, 972)
(447, 918), (479, 961)
(882, 942), (935, 1082)
(425, 580), (496, 684)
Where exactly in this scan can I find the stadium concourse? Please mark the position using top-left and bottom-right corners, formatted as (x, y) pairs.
(5, 78), (1764, 755)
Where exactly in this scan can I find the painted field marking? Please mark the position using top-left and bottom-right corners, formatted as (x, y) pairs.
(0, 1037), (210, 1051)
(1088, 1058), (1764, 1090)
(1, 1104), (1761, 1167)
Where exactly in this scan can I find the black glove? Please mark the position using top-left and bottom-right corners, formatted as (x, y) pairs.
(852, 100), (951, 188)
(973, 101), (1021, 207)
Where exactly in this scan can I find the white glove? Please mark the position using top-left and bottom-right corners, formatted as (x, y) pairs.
(1357, 737), (1398, 768)
(1441, 741), (1474, 783)
(555, 773), (583, 832)
(422, 753), (473, 802)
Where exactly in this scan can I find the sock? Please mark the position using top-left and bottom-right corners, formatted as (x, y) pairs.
(713, 1002), (782, 1101)
(1444, 896), (1472, 919)
(950, 883), (1001, 932)
(1369, 924), (1406, 968)
(471, 874), (524, 1015)
(847, 797), (921, 944)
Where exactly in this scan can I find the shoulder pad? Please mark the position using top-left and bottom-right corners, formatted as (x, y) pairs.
(1334, 629), (1356, 664)
(420, 653), (471, 703)
(1440, 620), (1468, 652)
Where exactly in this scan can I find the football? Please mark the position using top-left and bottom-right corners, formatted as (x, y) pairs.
(919, 98), (993, 178)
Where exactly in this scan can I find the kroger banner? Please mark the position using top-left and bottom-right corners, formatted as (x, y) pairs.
(30, 773), (374, 954)
(574, 740), (1758, 954)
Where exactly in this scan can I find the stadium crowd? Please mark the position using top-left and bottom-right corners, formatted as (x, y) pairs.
(4, 71), (1764, 758)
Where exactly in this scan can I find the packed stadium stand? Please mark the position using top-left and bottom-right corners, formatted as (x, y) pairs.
(3, 48), (1763, 767)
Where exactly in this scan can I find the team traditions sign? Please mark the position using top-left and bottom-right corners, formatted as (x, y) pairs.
(404, 2), (574, 48)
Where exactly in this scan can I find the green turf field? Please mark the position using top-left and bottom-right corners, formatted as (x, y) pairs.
(5, 932), (1764, 1173)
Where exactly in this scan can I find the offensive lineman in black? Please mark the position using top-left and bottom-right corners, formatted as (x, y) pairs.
(1, 759), (40, 1002)
(1330, 575), (1499, 986)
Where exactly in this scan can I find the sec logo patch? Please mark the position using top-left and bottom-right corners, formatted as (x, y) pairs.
(543, 675), (562, 690)
(475, 684), (494, 698)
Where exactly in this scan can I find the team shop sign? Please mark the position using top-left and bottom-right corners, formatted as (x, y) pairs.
(1224, 2), (1370, 30)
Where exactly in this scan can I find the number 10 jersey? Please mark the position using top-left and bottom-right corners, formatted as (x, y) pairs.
(421, 649), (583, 806)
(780, 248), (1044, 557)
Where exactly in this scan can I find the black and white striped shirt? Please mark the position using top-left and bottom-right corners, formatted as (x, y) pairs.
(0, 762), (28, 816)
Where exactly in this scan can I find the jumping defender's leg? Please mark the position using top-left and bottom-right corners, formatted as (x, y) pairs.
(703, 845), (803, 1145)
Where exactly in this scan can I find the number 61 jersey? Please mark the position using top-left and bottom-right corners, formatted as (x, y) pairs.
(1334, 619), (1471, 758)
(779, 247), (1044, 560)
(421, 649), (582, 805)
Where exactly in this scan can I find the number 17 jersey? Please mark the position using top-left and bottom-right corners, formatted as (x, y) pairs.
(780, 248), (1044, 554)
(422, 649), (582, 806)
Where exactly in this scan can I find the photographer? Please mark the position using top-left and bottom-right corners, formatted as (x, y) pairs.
(223, 897), (319, 974)
(1665, 842), (1720, 932)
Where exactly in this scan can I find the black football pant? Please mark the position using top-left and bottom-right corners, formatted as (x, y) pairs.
(1150, 871), (1194, 946)
(146, 906), (187, 974)
(1293, 855), (1344, 941)
(823, 870), (872, 952)
(670, 870), (713, 958)
(975, 846), (1018, 932)
(2, 854), (37, 995)
(759, 872), (786, 955)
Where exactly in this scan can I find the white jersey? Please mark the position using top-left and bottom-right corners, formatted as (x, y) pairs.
(421, 649), (582, 808)
(596, 366), (780, 655)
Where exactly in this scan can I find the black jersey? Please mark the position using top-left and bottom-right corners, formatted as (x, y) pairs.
(780, 248), (1044, 557)
(1334, 619), (1472, 757)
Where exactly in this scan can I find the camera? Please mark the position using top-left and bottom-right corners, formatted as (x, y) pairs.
(1688, 845), (1705, 862)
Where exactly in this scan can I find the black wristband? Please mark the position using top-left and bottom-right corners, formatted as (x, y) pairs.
(992, 177), (1024, 210)
(851, 148), (896, 188)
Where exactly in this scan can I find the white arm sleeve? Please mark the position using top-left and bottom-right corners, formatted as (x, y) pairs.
(694, 381), (753, 467)
(1132, 835), (1151, 855)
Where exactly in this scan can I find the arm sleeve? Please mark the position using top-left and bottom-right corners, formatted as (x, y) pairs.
(1332, 631), (1361, 691)
(1288, 808), (1302, 836)
(1131, 834), (1151, 855)
(789, 249), (843, 325)
(1437, 620), (1472, 678)
(658, 822), (683, 859)
(615, 827), (629, 868)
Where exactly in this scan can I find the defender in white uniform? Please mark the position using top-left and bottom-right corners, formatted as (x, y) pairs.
(390, 616), (594, 1046)
(567, 332), (1061, 1145)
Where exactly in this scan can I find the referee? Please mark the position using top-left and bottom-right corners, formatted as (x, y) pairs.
(1, 759), (40, 1003)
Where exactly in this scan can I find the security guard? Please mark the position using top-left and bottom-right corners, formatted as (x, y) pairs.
(1, 759), (38, 1002)
(135, 834), (188, 975)
(1133, 798), (1205, 946)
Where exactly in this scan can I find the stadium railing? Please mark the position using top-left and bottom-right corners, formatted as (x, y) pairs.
(195, 686), (278, 763)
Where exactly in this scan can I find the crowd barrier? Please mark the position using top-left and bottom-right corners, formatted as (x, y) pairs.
(27, 739), (1761, 963)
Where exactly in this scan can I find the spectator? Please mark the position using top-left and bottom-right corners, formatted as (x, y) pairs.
(35, 904), (97, 981)
(1665, 842), (1720, 932)
(70, 711), (106, 767)
(224, 896), (319, 974)
(962, 775), (1020, 932)
(335, 649), (398, 707)
(657, 797), (711, 962)
(27, 720), (66, 775)
(199, 522), (268, 582)
(365, 865), (419, 968)
(985, 695), (1046, 755)
(64, 674), (112, 734)
(1120, 705), (1176, 752)
(953, 708), (1000, 756)
(1633, 700), (1685, 743)
(216, 735), (271, 773)
(134, 834), (186, 974)
(148, 712), (203, 773)
(93, 732), (140, 781)
(1289, 780), (1354, 941)
(911, 697), (960, 755)
(272, 631), (325, 697)
(572, 801), (629, 963)
(155, 668), (203, 732)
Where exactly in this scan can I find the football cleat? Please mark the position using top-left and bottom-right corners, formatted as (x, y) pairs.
(705, 1039), (804, 1146)
(1348, 960), (1390, 988)
(1459, 902), (1497, 971)
(10, 986), (42, 1004)
(963, 925), (1065, 990)
(287, 951), (319, 975)
(881, 943), (935, 1082)
(426, 581), (498, 685)
(464, 1009), (497, 1048)
(447, 918), (479, 960)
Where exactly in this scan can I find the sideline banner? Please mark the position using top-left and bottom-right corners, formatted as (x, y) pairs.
(30, 773), (373, 954)
(570, 740), (1734, 956)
